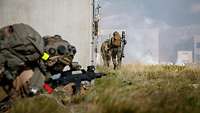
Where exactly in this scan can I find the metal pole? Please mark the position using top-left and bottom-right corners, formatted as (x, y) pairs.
(91, 0), (95, 66)
(91, 0), (101, 66)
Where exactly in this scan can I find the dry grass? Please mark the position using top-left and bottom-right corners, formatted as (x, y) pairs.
(10, 95), (68, 113)
(7, 64), (200, 113)
(82, 64), (200, 113)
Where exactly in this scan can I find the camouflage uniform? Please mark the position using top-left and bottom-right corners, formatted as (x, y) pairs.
(110, 47), (122, 69)
(0, 24), (47, 109)
(110, 31), (122, 69)
(0, 24), (53, 98)
(0, 24), (77, 108)
(0, 23), (45, 80)
(101, 39), (111, 67)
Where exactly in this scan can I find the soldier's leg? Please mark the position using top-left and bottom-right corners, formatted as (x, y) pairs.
(105, 52), (111, 67)
(103, 57), (106, 66)
(101, 51), (106, 67)
(102, 54), (107, 67)
(117, 47), (122, 68)
(111, 49), (117, 69)
(102, 51), (110, 67)
(105, 59), (109, 67)
(107, 54), (111, 67)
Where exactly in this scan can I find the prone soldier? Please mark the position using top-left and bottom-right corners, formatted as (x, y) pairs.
(0, 23), (105, 112)
(0, 23), (49, 111)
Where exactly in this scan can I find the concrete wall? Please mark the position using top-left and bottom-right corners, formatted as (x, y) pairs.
(0, 0), (92, 67)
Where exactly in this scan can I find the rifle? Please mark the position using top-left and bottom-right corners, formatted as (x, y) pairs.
(121, 31), (127, 59)
(46, 65), (106, 94)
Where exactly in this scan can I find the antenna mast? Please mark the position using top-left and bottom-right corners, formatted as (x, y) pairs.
(91, 0), (101, 66)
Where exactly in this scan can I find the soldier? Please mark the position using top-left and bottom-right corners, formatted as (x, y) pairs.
(101, 31), (126, 69)
(100, 39), (111, 67)
(110, 31), (122, 69)
(0, 23), (48, 111)
(0, 33), (77, 111)
(0, 23), (48, 81)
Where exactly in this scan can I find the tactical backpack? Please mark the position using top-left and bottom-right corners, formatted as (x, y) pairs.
(111, 32), (121, 47)
(0, 23), (47, 81)
(0, 23), (47, 103)
(0, 23), (44, 63)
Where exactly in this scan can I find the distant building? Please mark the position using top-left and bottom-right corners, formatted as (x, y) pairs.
(177, 51), (193, 64)
(159, 26), (200, 64)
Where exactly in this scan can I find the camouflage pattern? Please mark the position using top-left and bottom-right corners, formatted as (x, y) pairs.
(0, 23), (47, 105)
(110, 31), (122, 69)
(101, 39), (111, 67)
(101, 31), (122, 69)
(0, 68), (45, 113)
(0, 23), (44, 61)
(6, 34), (77, 97)
(0, 23), (44, 80)
(0, 49), (24, 80)
(0, 25), (78, 112)
(43, 35), (76, 74)
(110, 47), (122, 69)
(111, 31), (121, 47)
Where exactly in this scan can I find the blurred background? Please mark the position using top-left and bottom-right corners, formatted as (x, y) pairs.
(1, 0), (200, 65)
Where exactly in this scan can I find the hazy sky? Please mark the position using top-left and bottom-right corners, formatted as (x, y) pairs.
(101, 0), (200, 28)
(100, 0), (200, 63)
